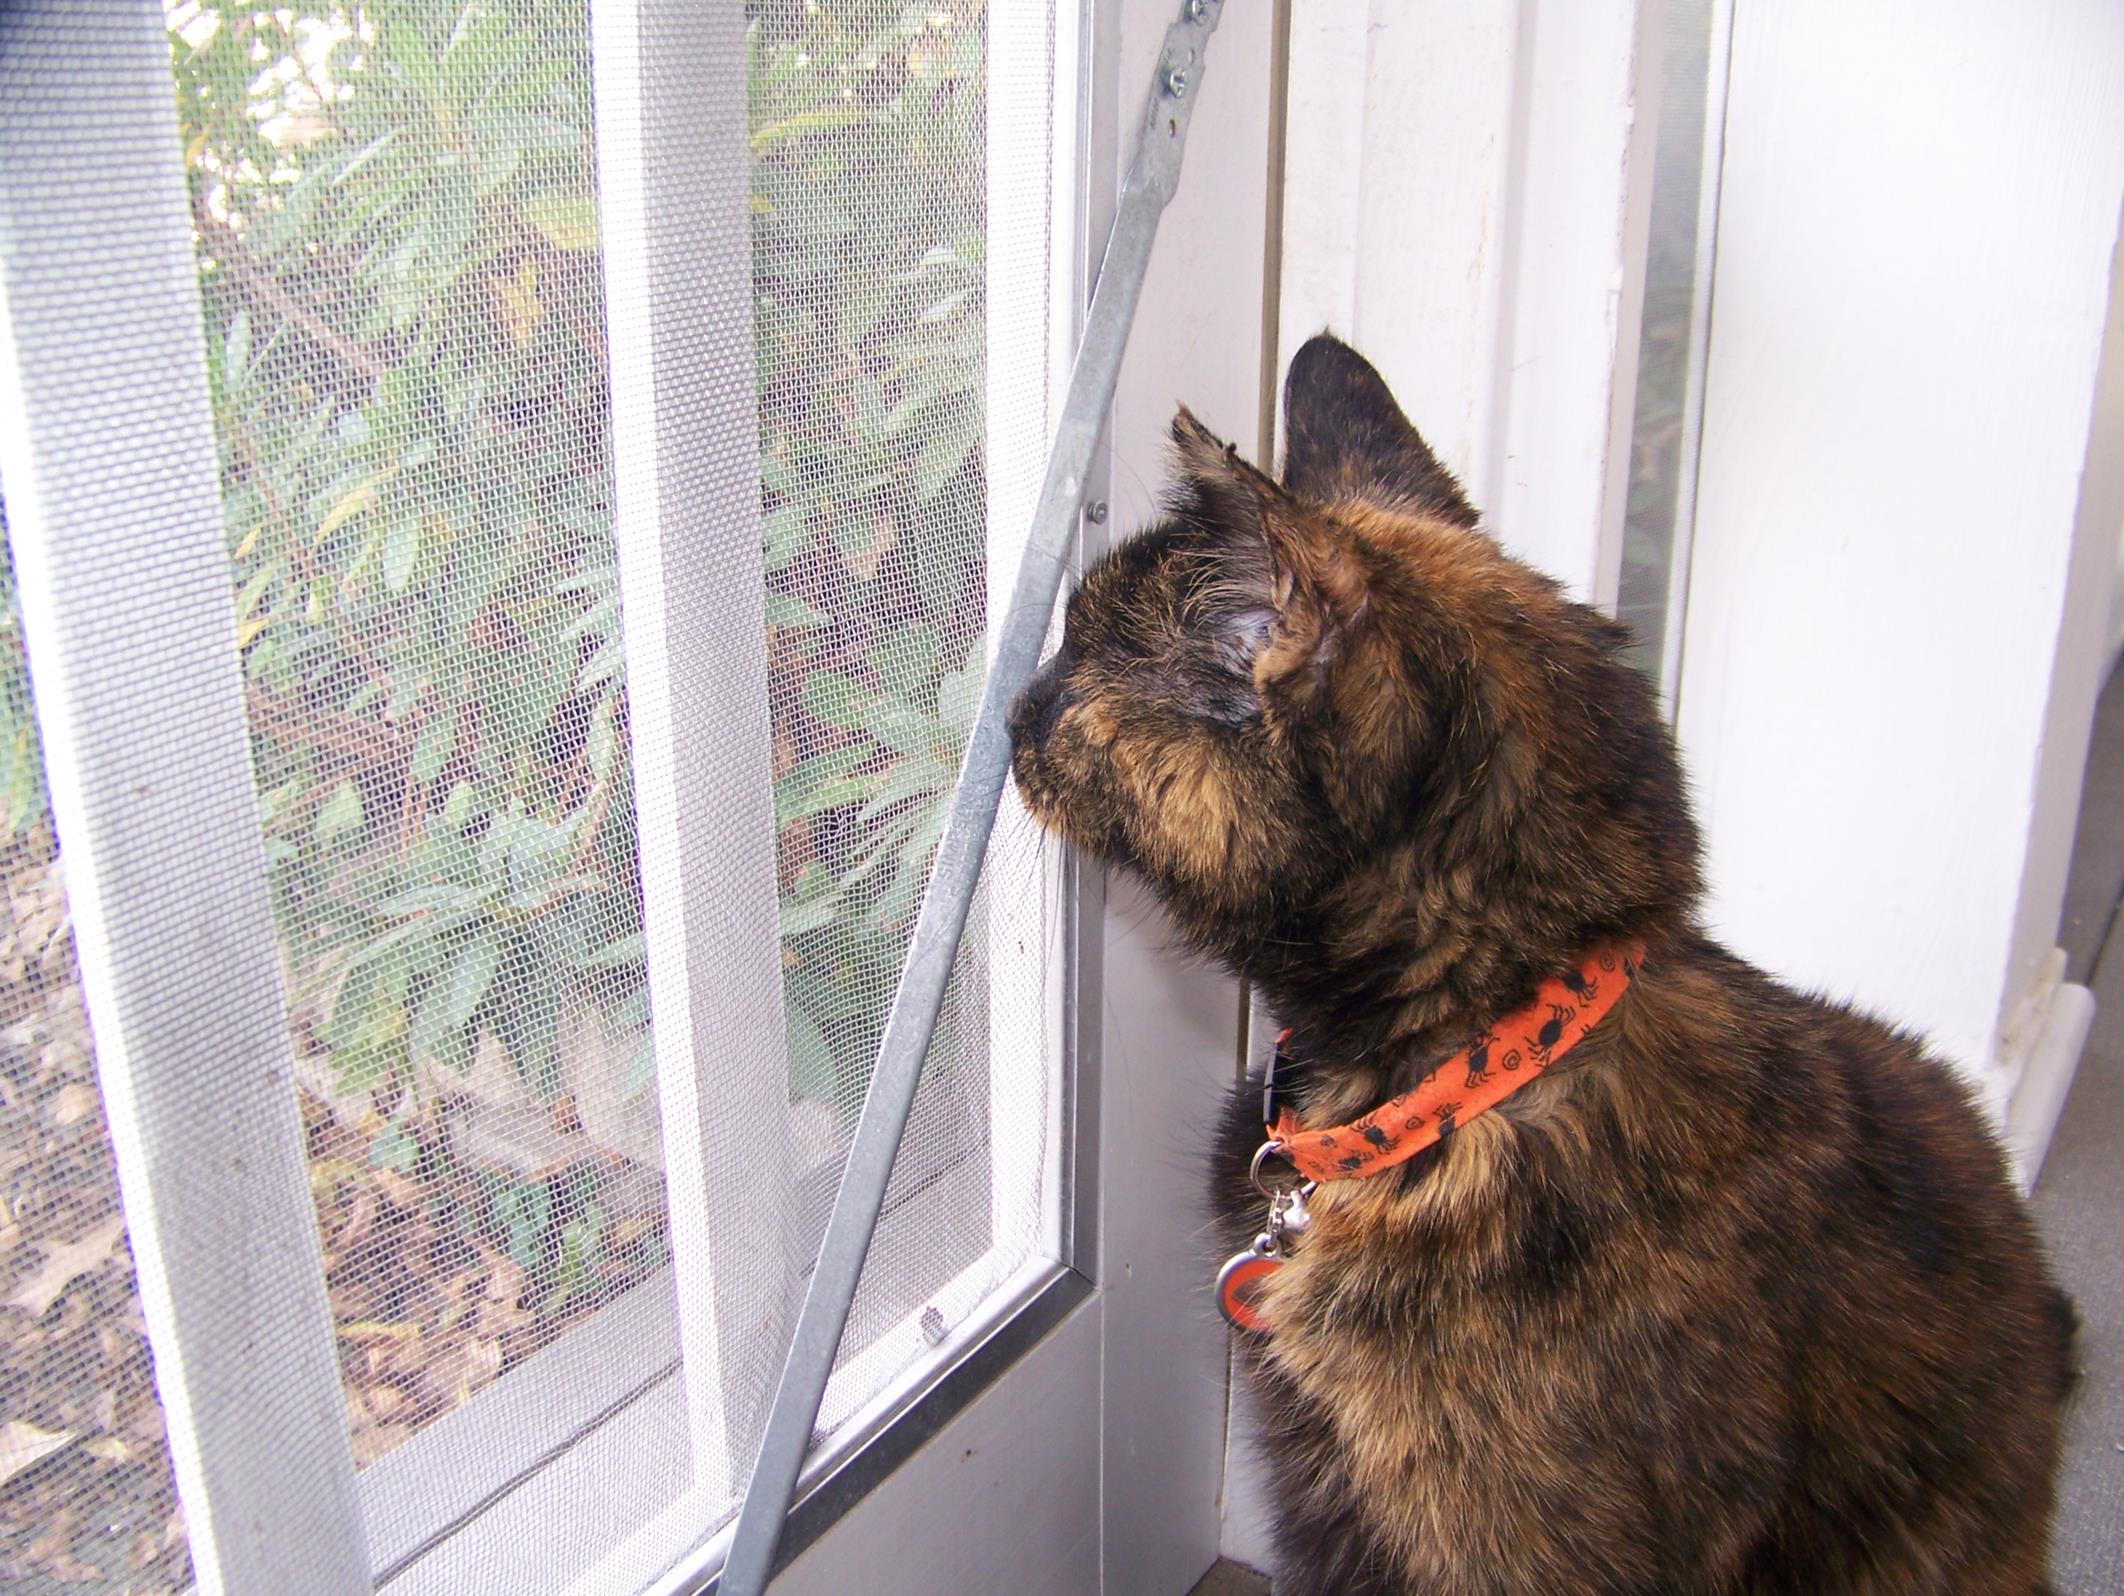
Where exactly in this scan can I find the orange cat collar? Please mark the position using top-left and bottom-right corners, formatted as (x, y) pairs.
(1263, 943), (1642, 1184)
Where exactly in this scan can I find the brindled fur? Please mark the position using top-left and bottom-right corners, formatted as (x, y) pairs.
(1006, 334), (2075, 1596)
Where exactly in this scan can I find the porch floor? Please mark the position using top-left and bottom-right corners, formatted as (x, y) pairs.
(2040, 657), (2124, 1594)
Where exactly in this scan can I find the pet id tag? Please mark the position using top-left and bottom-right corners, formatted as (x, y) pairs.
(1216, 1179), (1309, 1334)
(1216, 1235), (1281, 1333)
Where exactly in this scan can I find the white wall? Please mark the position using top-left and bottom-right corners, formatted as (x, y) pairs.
(1276, 0), (1657, 602)
(1675, 0), (2124, 1158)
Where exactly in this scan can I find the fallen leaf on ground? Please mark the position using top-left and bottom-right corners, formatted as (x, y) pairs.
(8, 1214), (125, 1317)
(483, 1257), (526, 1306)
(339, 1319), (421, 1343)
(0, 1419), (77, 1485)
(48, 1081), (99, 1127)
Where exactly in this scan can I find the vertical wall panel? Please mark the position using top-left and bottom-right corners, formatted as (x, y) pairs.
(1676, 0), (2124, 1125)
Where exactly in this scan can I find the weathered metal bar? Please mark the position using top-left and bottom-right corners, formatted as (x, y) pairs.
(715, 4), (1225, 1589)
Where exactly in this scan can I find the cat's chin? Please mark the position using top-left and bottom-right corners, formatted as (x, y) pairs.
(1007, 780), (1137, 877)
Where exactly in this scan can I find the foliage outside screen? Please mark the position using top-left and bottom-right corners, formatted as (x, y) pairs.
(0, 4), (990, 1134)
(0, 0), (994, 1352)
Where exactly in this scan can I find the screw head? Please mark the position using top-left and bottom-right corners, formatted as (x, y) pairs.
(1162, 65), (1189, 99)
(1084, 499), (1110, 525)
(1185, 0), (1212, 18)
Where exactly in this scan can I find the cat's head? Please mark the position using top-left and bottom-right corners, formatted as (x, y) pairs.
(1008, 335), (1698, 1021)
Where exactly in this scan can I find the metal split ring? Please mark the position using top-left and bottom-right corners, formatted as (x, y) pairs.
(1249, 1140), (1302, 1200)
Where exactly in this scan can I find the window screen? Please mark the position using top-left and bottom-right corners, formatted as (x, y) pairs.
(0, 590), (191, 1592)
(0, 0), (1066, 1588)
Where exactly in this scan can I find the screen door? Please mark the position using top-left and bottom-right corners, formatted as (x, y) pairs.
(0, 0), (1088, 1589)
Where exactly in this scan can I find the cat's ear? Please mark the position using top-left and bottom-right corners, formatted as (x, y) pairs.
(1280, 333), (1479, 527)
(1171, 407), (1367, 698)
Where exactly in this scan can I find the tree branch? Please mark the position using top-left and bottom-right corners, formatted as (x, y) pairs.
(195, 208), (390, 389)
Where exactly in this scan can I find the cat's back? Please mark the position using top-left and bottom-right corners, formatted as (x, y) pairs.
(1661, 934), (2056, 1314)
(1643, 937), (2072, 1591)
(1214, 940), (2072, 1595)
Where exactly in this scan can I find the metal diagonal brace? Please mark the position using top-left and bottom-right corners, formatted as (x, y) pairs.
(715, 4), (1226, 1590)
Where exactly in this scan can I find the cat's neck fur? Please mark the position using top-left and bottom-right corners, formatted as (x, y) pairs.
(1218, 689), (1698, 1113)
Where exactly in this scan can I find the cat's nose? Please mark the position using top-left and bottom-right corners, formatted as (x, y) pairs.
(1009, 660), (1071, 752)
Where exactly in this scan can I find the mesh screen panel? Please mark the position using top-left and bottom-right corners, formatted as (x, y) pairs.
(1, 0), (1059, 1587)
(165, 7), (693, 1575)
(744, 0), (1059, 1437)
(0, 663), (190, 1592)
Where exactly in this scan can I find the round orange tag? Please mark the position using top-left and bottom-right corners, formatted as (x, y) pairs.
(1216, 1249), (1280, 1333)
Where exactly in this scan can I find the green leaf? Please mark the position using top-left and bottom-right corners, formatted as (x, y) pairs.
(852, 372), (886, 435)
(761, 503), (810, 572)
(435, 926), (502, 1034)
(332, 1041), (389, 1096)
(764, 589), (831, 631)
(778, 864), (842, 937)
(748, 105), (868, 154)
(801, 670), (872, 729)
(873, 801), (948, 931)
(383, 13), (440, 99)
(232, 560), (278, 626)
(383, 512), (421, 594)
(618, 1030), (656, 1102)
(866, 622), (941, 696)
(835, 278), (891, 346)
(585, 699), (619, 779)
(3, 729), (46, 837)
(868, 702), (951, 757)
(580, 931), (644, 970)
(914, 411), (976, 503)
(468, 122), (525, 197)
(441, 781), (480, 829)
(784, 999), (834, 1102)
(223, 309), (252, 392)
(917, 287), (968, 324)
(518, 192), (600, 251)
(411, 711), (456, 782)
(774, 744), (875, 824)
(495, 938), (564, 1100)
(331, 129), (400, 188)
(315, 491), (375, 554)
(858, 752), (956, 821)
(316, 780), (365, 847)
(939, 649), (985, 737)
(369, 1123), (420, 1173)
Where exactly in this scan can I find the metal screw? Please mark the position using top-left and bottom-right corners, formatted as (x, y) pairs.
(1185, 0), (1212, 18)
(1084, 499), (1109, 525)
(1162, 65), (1189, 99)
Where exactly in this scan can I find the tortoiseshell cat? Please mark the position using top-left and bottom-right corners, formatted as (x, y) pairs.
(1007, 336), (2073, 1595)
